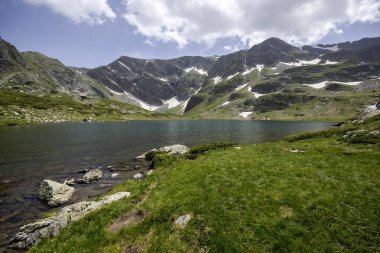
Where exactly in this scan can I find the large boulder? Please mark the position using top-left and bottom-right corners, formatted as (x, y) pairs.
(9, 192), (131, 249)
(157, 144), (190, 155)
(136, 144), (190, 159)
(38, 180), (74, 207)
(82, 168), (102, 183)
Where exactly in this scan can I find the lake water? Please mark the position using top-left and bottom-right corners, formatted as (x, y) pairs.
(0, 120), (332, 249)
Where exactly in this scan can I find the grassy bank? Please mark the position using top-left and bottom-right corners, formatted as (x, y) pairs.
(30, 116), (380, 252)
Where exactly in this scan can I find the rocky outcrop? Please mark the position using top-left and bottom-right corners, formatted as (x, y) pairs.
(9, 192), (131, 250)
(38, 180), (74, 207)
(136, 144), (190, 159)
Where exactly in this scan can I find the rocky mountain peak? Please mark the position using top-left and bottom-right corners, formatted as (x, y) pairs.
(246, 37), (301, 66)
(0, 38), (26, 71)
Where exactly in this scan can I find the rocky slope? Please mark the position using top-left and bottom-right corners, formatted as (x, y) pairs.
(86, 55), (215, 110)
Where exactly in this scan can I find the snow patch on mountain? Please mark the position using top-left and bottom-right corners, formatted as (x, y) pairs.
(221, 101), (230, 106)
(227, 72), (239, 80)
(235, 83), (248, 91)
(304, 80), (361, 89)
(299, 58), (321, 65)
(117, 61), (132, 71)
(184, 67), (208, 75)
(239, 112), (252, 118)
(252, 92), (266, 98)
(161, 97), (181, 109)
(324, 60), (339, 65)
(157, 77), (168, 82)
(303, 81), (329, 89)
(212, 76), (222, 84)
(105, 81), (159, 111)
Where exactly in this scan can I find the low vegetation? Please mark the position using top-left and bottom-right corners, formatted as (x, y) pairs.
(0, 89), (178, 126)
(30, 115), (380, 252)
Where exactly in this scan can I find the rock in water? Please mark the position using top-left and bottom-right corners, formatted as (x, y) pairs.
(38, 180), (74, 207)
(63, 178), (75, 186)
(82, 169), (102, 183)
(111, 173), (119, 178)
(9, 192), (131, 249)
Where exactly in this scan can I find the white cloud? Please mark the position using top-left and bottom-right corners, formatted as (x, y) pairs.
(24, 0), (116, 25)
(224, 45), (242, 52)
(122, 0), (380, 47)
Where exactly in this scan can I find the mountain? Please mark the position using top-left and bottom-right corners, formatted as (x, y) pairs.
(87, 55), (215, 109)
(0, 36), (379, 124)
(317, 37), (380, 51)
(0, 39), (109, 97)
(182, 37), (380, 121)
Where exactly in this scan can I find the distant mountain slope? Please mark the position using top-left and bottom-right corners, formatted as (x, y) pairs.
(0, 39), (109, 97)
(183, 37), (380, 121)
(87, 55), (215, 108)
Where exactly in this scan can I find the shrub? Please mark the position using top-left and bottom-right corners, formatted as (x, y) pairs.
(151, 153), (177, 168)
(145, 150), (165, 161)
(345, 132), (380, 144)
(186, 142), (238, 159)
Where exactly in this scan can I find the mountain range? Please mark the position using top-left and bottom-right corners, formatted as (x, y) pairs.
(0, 36), (379, 123)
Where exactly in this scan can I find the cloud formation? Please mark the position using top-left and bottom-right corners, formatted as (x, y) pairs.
(122, 0), (380, 47)
(24, 0), (116, 25)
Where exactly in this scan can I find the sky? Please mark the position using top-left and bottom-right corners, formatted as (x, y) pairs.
(1, 0), (380, 68)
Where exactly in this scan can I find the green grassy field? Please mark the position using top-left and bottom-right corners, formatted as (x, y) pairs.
(29, 115), (380, 252)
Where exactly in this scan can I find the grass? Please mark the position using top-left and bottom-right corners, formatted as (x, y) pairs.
(30, 116), (380, 252)
(0, 89), (179, 125)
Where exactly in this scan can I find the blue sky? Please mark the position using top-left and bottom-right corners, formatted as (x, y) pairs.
(1, 0), (380, 68)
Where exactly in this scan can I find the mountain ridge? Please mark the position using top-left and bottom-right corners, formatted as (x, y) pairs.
(1, 36), (379, 122)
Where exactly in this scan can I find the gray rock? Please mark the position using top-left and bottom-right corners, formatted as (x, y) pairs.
(289, 149), (305, 153)
(82, 169), (102, 183)
(174, 214), (192, 228)
(157, 144), (190, 155)
(146, 170), (154, 176)
(9, 192), (131, 249)
(133, 173), (144, 180)
(38, 180), (74, 207)
(111, 173), (119, 178)
(343, 129), (368, 138)
(77, 169), (88, 173)
(63, 178), (75, 186)
(136, 144), (190, 159)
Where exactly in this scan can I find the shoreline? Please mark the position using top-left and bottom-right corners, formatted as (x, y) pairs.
(0, 156), (151, 251)
(0, 116), (340, 128)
